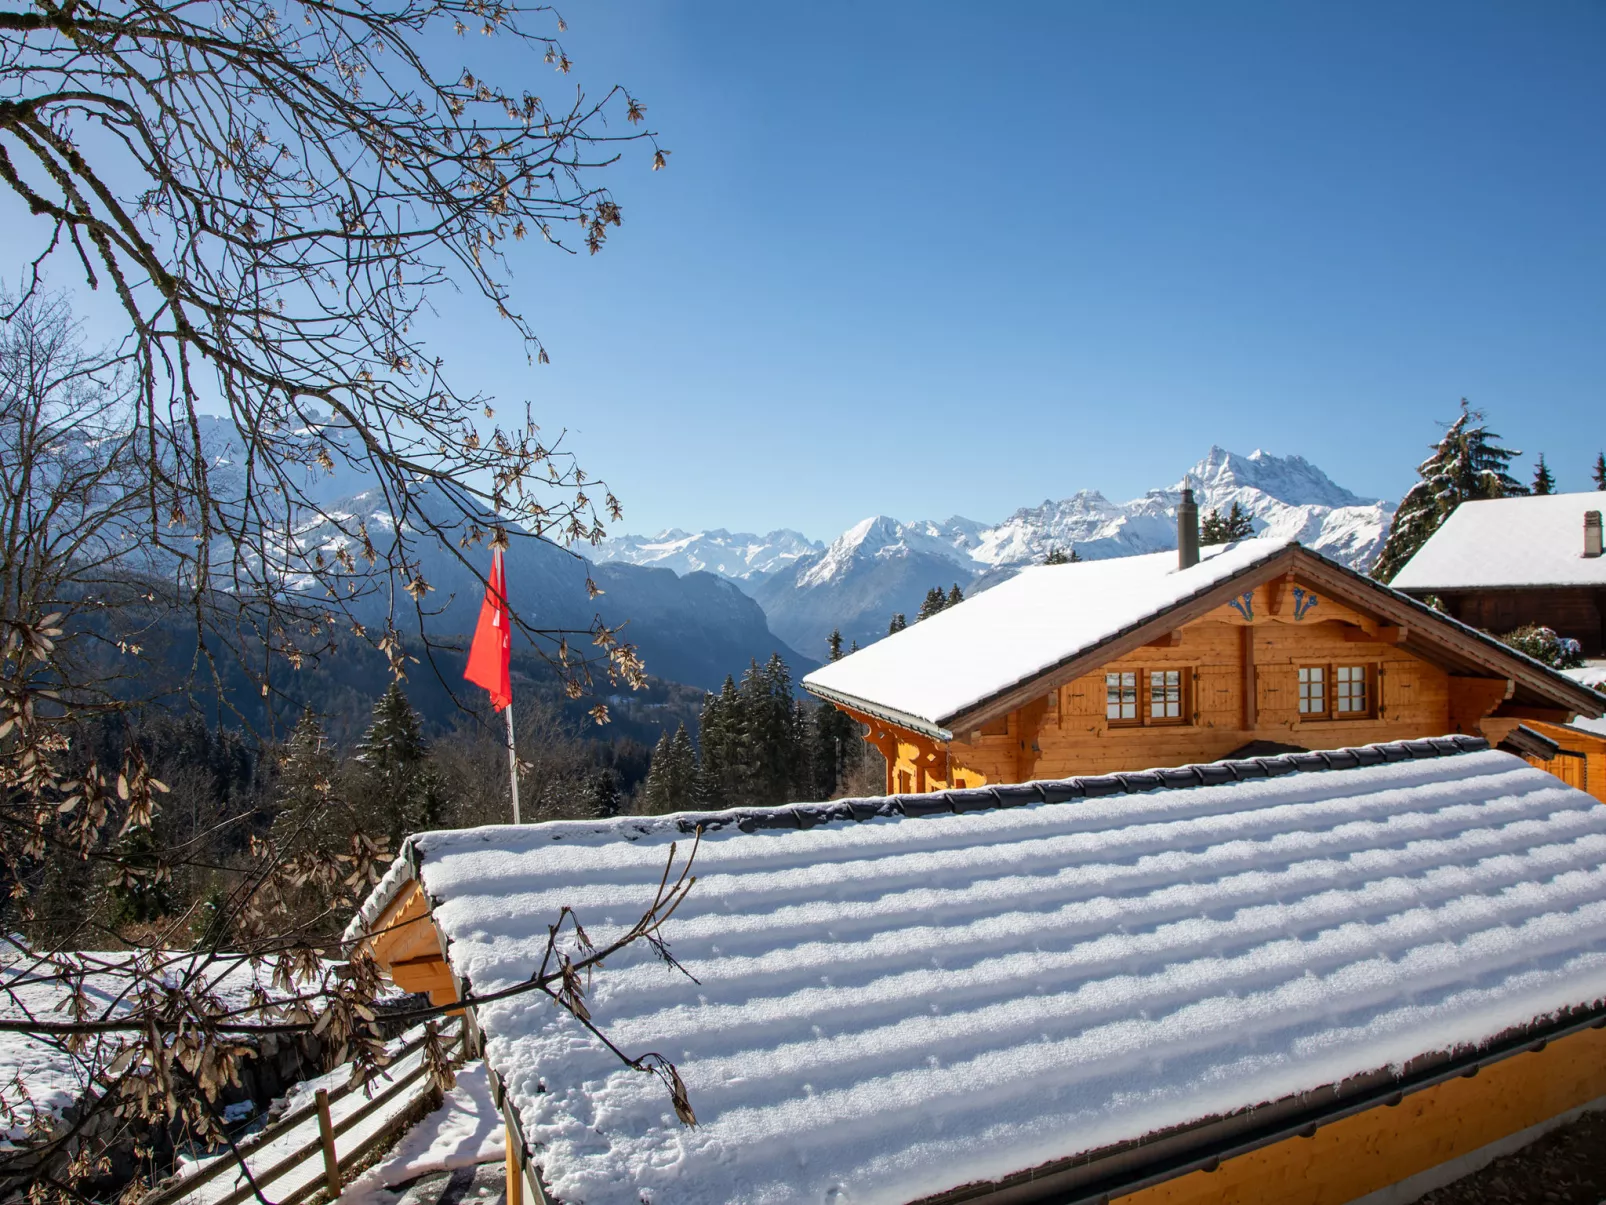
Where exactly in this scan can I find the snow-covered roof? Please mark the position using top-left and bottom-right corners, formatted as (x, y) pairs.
(373, 739), (1606, 1205)
(1392, 492), (1606, 591)
(802, 538), (1294, 733)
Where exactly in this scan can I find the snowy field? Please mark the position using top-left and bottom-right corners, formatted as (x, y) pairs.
(388, 746), (1606, 1205)
(0, 950), (305, 1140)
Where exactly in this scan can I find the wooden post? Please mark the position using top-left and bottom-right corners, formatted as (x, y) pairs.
(505, 1120), (524, 1205)
(315, 1088), (341, 1199)
(1241, 625), (1257, 731)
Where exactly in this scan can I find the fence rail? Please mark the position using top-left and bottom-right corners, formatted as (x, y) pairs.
(143, 1020), (464, 1205)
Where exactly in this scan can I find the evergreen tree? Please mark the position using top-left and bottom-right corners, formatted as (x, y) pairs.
(108, 826), (173, 927)
(916, 586), (947, 622)
(695, 676), (743, 808)
(741, 654), (807, 803)
(352, 683), (443, 848)
(1043, 546), (1070, 565)
(1200, 501), (1254, 545)
(947, 583), (964, 608)
(643, 723), (698, 814)
(888, 613), (907, 634)
(849, 639), (860, 653)
(826, 629), (844, 662)
(1373, 401), (1526, 582)
(587, 766), (622, 819)
(1594, 452), (1605, 491)
(1531, 454), (1555, 496)
(269, 709), (349, 855)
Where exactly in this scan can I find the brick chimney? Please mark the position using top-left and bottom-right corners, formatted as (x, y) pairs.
(1178, 486), (1200, 570)
(1586, 510), (1603, 558)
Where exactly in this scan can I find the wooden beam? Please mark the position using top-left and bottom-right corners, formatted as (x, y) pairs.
(1267, 572), (1295, 617)
(1241, 625), (1256, 730)
(1016, 698), (1049, 782)
(1344, 624), (1406, 644)
(1145, 630), (1181, 648)
(1495, 704), (1576, 723)
(1448, 677), (1513, 736)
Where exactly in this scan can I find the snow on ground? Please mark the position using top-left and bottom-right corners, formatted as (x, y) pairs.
(337, 1062), (504, 1205)
(0, 950), (305, 1140)
(174, 1025), (449, 1205)
(803, 537), (1292, 728)
(388, 746), (1606, 1205)
(1563, 664), (1606, 736)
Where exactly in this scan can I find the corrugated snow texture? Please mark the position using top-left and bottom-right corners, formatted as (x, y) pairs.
(417, 750), (1606, 1205)
(1392, 493), (1606, 591)
(802, 538), (1292, 728)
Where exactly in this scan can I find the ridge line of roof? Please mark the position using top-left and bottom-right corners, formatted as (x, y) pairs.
(654, 734), (1492, 839)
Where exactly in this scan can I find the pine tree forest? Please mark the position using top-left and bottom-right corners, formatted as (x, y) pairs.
(640, 647), (879, 815)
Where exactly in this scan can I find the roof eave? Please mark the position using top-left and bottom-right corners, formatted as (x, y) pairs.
(801, 679), (953, 742)
(917, 998), (1606, 1205)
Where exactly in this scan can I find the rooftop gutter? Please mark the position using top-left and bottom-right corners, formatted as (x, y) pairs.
(923, 998), (1606, 1205)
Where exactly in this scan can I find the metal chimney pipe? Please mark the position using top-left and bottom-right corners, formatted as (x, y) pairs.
(1586, 510), (1603, 559)
(1178, 486), (1200, 570)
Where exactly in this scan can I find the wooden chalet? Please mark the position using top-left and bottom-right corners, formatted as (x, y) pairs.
(803, 491), (1606, 802)
(1391, 490), (1606, 656)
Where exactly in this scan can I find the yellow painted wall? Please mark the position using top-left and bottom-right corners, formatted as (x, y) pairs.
(1116, 1024), (1606, 1205)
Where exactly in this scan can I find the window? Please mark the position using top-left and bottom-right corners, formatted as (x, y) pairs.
(1106, 671), (1139, 723)
(1298, 664), (1374, 720)
(1298, 666), (1327, 718)
(1335, 665), (1368, 715)
(1149, 670), (1183, 723)
(1106, 668), (1191, 727)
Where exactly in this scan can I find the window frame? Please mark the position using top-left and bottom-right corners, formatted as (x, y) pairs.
(1297, 662), (1377, 722)
(1105, 666), (1193, 729)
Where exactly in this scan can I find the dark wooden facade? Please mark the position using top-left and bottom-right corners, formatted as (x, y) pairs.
(1434, 587), (1606, 656)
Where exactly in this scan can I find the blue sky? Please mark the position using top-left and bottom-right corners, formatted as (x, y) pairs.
(467, 0), (1604, 541)
(22, 1), (1606, 542)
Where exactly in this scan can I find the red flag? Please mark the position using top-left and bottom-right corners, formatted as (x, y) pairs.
(464, 549), (511, 711)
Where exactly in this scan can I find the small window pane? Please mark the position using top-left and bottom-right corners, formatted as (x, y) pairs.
(1298, 666), (1326, 715)
(1150, 670), (1182, 719)
(1106, 671), (1137, 721)
(1336, 665), (1368, 714)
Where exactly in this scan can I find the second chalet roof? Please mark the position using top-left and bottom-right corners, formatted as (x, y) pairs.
(1392, 491), (1606, 592)
(803, 537), (1291, 733)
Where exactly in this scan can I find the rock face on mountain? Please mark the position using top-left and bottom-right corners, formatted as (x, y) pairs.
(590, 528), (822, 582)
(749, 448), (1395, 653)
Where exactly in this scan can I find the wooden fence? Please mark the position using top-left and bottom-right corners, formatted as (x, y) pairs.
(142, 1021), (465, 1205)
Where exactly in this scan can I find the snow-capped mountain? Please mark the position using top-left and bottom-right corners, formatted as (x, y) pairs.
(592, 528), (823, 581)
(754, 448), (1395, 655)
(972, 448), (1390, 569)
(190, 415), (812, 691)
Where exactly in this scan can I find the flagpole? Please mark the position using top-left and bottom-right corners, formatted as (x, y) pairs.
(504, 696), (521, 825)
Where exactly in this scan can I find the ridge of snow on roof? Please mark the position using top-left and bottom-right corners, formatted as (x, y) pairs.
(405, 745), (1606, 1205)
(802, 537), (1294, 729)
(1392, 492), (1606, 591)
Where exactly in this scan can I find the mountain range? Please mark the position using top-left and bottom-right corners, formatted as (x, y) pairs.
(194, 416), (815, 693)
(602, 447), (1398, 656)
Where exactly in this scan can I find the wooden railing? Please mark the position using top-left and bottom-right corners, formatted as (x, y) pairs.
(142, 1021), (465, 1205)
